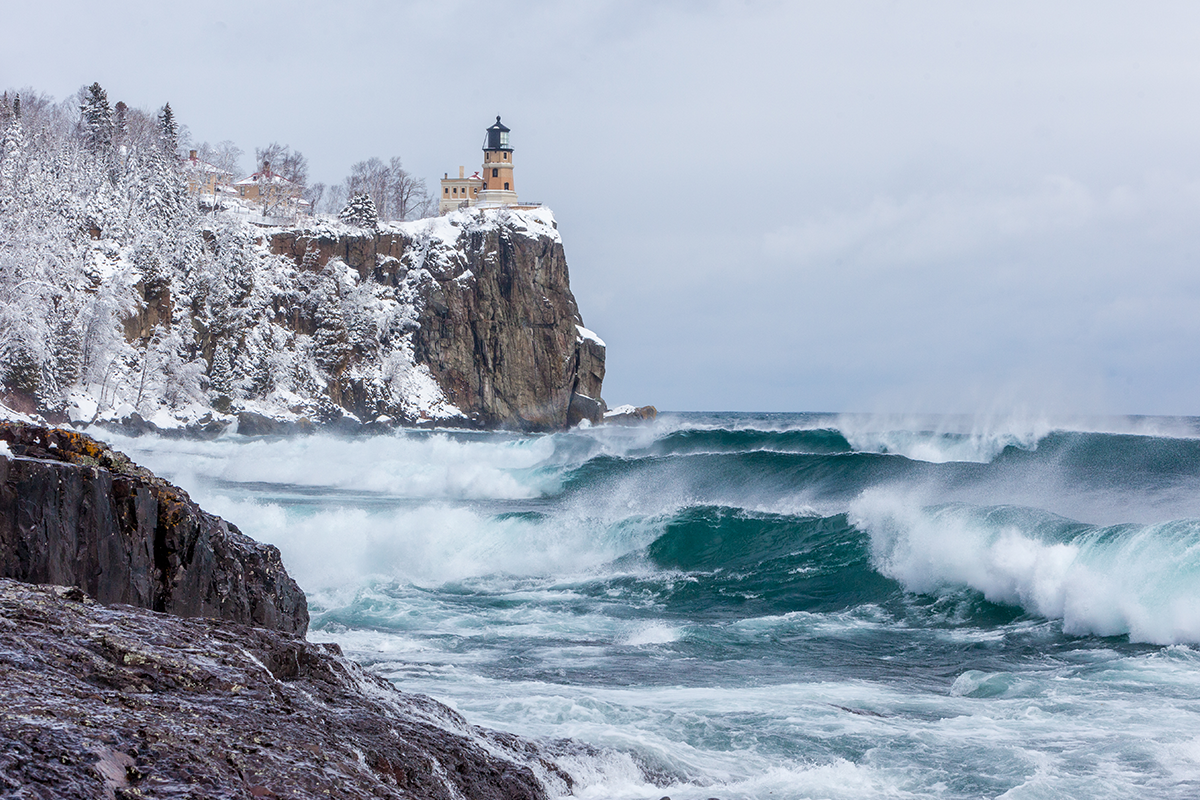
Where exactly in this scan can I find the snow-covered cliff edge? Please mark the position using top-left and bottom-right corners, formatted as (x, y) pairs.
(3, 204), (605, 434)
(267, 206), (606, 431)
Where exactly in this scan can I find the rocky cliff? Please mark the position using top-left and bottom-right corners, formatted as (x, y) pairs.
(10, 206), (607, 436)
(265, 207), (606, 430)
(0, 422), (308, 634)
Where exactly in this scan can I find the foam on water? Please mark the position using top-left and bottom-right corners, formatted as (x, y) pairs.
(854, 489), (1200, 643)
(102, 429), (559, 500)
(92, 414), (1200, 798)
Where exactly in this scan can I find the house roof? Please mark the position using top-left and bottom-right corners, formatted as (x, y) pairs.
(183, 155), (232, 177)
(234, 170), (297, 187)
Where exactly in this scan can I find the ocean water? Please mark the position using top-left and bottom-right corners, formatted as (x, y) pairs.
(105, 412), (1200, 799)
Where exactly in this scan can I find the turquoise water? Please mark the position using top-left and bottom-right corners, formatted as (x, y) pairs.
(108, 412), (1200, 798)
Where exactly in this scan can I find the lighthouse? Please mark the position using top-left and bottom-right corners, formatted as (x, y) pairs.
(474, 116), (520, 208)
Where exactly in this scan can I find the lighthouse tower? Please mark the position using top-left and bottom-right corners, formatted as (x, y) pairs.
(475, 116), (519, 208)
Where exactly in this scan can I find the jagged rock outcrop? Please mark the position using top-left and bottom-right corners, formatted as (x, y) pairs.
(0, 579), (559, 799)
(0, 423), (308, 635)
(268, 207), (606, 430)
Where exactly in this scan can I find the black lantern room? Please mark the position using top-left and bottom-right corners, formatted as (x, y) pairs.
(483, 116), (511, 151)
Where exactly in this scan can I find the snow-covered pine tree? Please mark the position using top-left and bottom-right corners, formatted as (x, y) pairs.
(158, 103), (178, 157)
(311, 268), (351, 375)
(80, 82), (113, 156)
(338, 192), (379, 229)
(0, 94), (24, 201)
(134, 104), (189, 228)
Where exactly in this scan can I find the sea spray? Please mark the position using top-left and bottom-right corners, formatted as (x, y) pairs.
(100, 412), (1200, 799)
(854, 490), (1200, 643)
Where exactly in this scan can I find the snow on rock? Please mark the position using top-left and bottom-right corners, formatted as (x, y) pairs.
(605, 404), (639, 417)
(576, 325), (606, 347)
(0, 402), (44, 426)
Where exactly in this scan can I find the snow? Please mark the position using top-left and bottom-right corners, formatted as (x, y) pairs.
(385, 205), (562, 247)
(605, 404), (639, 417)
(0, 401), (41, 426)
(576, 325), (606, 347)
(66, 392), (99, 425)
(0, 441), (10, 458)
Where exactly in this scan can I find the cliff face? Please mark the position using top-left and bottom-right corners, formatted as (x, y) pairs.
(0, 423), (308, 635)
(268, 207), (606, 430)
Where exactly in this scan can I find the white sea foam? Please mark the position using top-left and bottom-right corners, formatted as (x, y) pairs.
(199, 494), (659, 591)
(853, 489), (1200, 644)
(620, 622), (683, 646)
(104, 429), (558, 500)
(835, 411), (1056, 463)
(835, 411), (1200, 463)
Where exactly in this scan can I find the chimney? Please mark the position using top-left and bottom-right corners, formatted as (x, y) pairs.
(189, 149), (197, 160)
(459, 166), (465, 179)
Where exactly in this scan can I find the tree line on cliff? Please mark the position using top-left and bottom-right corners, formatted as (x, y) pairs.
(0, 82), (450, 427)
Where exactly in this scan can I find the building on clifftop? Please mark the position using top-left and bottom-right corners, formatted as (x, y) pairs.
(234, 161), (310, 219)
(439, 116), (541, 214)
(439, 166), (483, 214)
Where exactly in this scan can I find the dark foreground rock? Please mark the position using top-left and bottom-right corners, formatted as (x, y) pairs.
(0, 422), (308, 636)
(0, 579), (560, 799)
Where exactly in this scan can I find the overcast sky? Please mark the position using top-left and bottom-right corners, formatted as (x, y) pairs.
(5, 1), (1200, 415)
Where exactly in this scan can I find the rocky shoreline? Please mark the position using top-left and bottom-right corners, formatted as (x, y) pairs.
(0, 423), (570, 798)
(0, 579), (561, 799)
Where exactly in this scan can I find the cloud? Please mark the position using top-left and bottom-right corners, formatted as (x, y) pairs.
(762, 175), (1200, 268)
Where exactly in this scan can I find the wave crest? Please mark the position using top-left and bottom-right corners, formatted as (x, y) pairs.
(852, 490), (1200, 644)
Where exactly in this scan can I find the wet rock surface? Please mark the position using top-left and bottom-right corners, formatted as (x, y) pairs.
(0, 579), (558, 799)
(0, 422), (308, 635)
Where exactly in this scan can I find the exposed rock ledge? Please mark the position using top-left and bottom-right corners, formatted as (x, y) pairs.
(0, 579), (558, 799)
(0, 423), (565, 798)
(0, 422), (308, 636)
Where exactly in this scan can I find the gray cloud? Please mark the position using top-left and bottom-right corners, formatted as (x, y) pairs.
(4, 1), (1200, 413)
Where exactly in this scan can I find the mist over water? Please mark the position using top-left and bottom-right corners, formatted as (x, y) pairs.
(105, 412), (1200, 799)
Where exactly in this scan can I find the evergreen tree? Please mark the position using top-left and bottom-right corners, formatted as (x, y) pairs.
(113, 101), (128, 147)
(209, 344), (234, 396)
(338, 192), (378, 229)
(81, 82), (113, 155)
(0, 95), (24, 206)
(158, 103), (178, 157)
(135, 105), (188, 228)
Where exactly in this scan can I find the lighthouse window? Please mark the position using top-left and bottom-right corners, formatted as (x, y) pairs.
(503, 152), (508, 160)
(504, 182), (509, 190)
(492, 168), (498, 177)
(444, 188), (449, 195)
